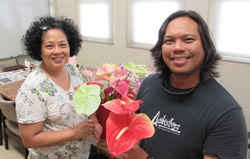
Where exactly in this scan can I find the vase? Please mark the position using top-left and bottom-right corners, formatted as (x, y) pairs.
(96, 104), (110, 140)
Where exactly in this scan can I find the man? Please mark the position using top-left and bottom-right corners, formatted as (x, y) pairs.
(123, 10), (248, 159)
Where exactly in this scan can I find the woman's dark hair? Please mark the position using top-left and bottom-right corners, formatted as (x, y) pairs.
(22, 16), (82, 61)
(151, 10), (221, 82)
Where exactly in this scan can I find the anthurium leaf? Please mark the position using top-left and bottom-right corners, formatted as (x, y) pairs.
(106, 112), (155, 156)
(124, 62), (149, 74)
(73, 83), (101, 115)
(102, 96), (142, 114)
(110, 80), (129, 96)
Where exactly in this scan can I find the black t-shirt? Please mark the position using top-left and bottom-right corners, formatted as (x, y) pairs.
(136, 74), (247, 159)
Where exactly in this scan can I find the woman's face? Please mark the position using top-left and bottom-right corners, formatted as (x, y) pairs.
(40, 29), (70, 72)
(161, 16), (205, 81)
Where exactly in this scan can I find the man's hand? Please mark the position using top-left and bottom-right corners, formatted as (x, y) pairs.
(92, 122), (102, 142)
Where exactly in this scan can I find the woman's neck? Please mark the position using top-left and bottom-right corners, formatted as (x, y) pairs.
(40, 63), (70, 91)
(40, 63), (66, 77)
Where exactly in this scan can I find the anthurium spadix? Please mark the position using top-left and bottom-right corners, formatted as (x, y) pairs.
(102, 95), (142, 114)
(124, 62), (149, 74)
(106, 112), (155, 157)
(73, 83), (101, 115)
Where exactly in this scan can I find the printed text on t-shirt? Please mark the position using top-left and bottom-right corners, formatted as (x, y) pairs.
(152, 111), (181, 135)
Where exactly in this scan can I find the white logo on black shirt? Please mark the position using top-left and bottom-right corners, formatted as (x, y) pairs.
(152, 111), (181, 135)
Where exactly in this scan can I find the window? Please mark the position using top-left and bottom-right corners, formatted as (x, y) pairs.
(209, 0), (250, 63)
(127, 0), (185, 48)
(77, 0), (112, 43)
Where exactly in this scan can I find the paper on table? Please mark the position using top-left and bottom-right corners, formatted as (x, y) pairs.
(0, 70), (27, 85)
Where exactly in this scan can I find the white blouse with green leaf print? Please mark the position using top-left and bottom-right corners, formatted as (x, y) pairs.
(16, 64), (92, 159)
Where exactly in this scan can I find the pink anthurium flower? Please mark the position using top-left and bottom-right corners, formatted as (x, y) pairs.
(102, 96), (142, 114)
(110, 80), (129, 96)
(95, 68), (110, 81)
(106, 112), (155, 157)
(82, 69), (93, 77)
(103, 63), (119, 73)
(114, 68), (127, 76)
(109, 76), (121, 83)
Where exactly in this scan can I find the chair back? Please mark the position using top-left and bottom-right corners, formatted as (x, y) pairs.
(0, 96), (28, 158)
(0, 58), (18, 69)
(0, 97), (17, 122)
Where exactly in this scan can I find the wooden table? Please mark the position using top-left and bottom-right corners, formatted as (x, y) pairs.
(0, 68), (25, 101)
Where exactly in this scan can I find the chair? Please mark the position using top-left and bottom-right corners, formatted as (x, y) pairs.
(0, 108), (2, 146)
(0, 96), (28, 158)
(248, 132), (250, 149)
(0, 58), (18, 69)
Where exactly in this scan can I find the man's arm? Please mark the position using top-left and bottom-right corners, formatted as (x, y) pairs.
(204, 155), (219, 159)
(117, 144), (149, 159)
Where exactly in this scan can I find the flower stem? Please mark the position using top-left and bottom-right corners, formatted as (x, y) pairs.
(125, 71), (132, 80)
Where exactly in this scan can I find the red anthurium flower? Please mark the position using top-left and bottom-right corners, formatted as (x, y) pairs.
(75, 85), (81, 91)
(102, 96), (142, 114)
(106, 112), (155, 157)
(114, 91), (122, 100)
(103, 87), (114, 102)
(127, 88), (136, 100)
(110, 80), (129, 96)
(87, 82), (103, 88)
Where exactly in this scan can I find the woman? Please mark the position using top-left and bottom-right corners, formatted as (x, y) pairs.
(16, 16), (102, 159)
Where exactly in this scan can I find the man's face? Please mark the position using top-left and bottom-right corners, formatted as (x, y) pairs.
(161, 16), (205, 80)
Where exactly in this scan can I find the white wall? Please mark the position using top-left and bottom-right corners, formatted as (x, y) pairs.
(50, 0), (250, 131)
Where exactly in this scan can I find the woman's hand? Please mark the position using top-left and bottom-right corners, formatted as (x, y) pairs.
(73, 119), (96, 139)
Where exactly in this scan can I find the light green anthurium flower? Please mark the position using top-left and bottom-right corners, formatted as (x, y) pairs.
(73, 83), (101, 116)
(124, 62), (149, 74)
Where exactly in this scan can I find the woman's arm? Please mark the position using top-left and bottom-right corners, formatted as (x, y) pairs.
(19, 119), (96, 148)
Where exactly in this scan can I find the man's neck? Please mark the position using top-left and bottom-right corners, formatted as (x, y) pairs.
(169, 74), (200, 89)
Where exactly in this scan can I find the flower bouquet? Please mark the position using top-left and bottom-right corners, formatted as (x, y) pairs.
(73, 62), (155, 157)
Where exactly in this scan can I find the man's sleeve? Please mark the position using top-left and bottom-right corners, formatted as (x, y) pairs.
(203, 108), (248, 159)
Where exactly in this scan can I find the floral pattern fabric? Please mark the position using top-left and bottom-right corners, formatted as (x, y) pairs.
(16, 64), (91, 159)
